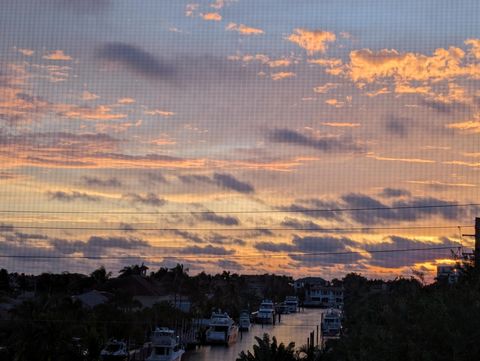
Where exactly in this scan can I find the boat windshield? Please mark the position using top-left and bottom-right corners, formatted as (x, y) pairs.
(213, 326), (228, 332)
(155, 347), (170, 355)
(105, 344), (121, 352)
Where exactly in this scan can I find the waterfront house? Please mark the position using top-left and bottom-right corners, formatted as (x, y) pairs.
(304, 284), (343, 308)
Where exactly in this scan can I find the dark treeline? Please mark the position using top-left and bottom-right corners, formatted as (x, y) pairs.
(235, 265), (480, 361)
(4, 264), (480, 361)
(320, 267), (480, 361)
(0, 265), (293, 361)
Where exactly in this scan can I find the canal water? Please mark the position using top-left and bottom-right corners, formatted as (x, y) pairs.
(183, 308), (325, 361)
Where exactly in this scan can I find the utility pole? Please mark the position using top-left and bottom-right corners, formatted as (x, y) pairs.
(476, 217), (480, 268)
(461, 217), (480, 267)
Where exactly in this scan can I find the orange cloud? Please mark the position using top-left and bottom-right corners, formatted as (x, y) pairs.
(270, 72), (295, 80)
(394, 83), (431, 95)
(367, 153), (435, 164)
(202, 12), (222, 21)
(82, 91), (99, 101)
(43, 50), (73, 61)
(268, 59), (292, 68)
(288, 29), (336, 54)
(313, 83), (339, 93)
(226, 23), (264, 35)
(144, 109), (175, 117)
(95, 120), (142, 133)
(322, 122), (360, 127)
(0, 75), (50, 124)
(429, 83), (472, 104)
(56, 105), (127, 121)
(308, 58), (342, 67)
(228, 54), (293, 68)
(443, 160), (480, 168)
(149, 137), (177, 145)
(407, 180), (476, 188)
(325, 98), (344, 107)
(117, 97), (135, 104)
(366, 87), (391, 97)
(465, 39), (480, 59)
(446, 119), (480, 133)
(17, 48), (34, 56)
(228, 54), (270, 64)
(347, 47), (478, 83)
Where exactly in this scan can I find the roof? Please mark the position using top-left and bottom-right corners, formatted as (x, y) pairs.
(73, 290), (110, 308)
(101, 275), (164, 296)
(295, 277), (327, 285)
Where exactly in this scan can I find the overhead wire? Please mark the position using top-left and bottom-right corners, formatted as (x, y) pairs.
(0, 245), (461, 260)
(0, 202), (478, 215)
(0, 224), (473, 232)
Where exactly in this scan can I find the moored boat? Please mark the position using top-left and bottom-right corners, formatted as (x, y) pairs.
(321, 308), (342, 337)
(205, 311), (239, 345)
(239, 310), (251, 331)
(146, 327), (184, 361)
(100, 339), (128, 361)
(285, 296), (299, 313)
(256, 299), (275, 324)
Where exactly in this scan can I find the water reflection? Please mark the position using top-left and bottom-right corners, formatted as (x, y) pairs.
(184, 308), (324, 361)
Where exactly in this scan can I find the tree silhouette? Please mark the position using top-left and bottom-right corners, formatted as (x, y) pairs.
(237, 333), (296, 361)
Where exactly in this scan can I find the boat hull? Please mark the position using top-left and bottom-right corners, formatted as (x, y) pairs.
(100, 355), (128, 361)
(146, 350), (184, 361)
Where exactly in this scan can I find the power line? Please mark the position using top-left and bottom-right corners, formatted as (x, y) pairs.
(0, 245), (460, 260)
(0, 202), (478, 215)
(0, 224), (473, 232)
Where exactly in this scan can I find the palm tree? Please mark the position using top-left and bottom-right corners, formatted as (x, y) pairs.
(237, 333), (296, 361)
(90, 266), (111, 285)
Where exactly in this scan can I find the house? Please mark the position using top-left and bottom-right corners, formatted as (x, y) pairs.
(436, 265), (460, 284)
(294, 277), (327, 291)
(294, 277), (343, 308)
(304, 285), (343, 308)
(72, 290), (110, 308)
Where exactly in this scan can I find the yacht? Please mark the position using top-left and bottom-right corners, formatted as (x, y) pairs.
(321, 308), (342, 337)
(256, 299), (275, 324)
(238, 310), (251, 331)
(285, 296), (299, 313)
(100, 339), (129, 361)
(146, 327), (184, 361)
(205, 311), (239, 345)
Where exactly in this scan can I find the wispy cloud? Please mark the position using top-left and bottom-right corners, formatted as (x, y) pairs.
(197, 212), (239, 226)
(82, 91), (99, 101)
(313, 83), (339, 94)
(179, 172), (254, 193)
(47, 190), (101, 202)
(43, 50), (72, 61)
(144, 109), (175, 117)
(96, 42), (176, 80)
(226, 23), (264, 35)
(81, 176), (122, 188)
(321, 122), (360, 128)
(202, 12), (222, 21)
(268, 128), (364, 153)
(367, 153), (435, 164)
(123, 192), (166, 207)
(271, 72), (296, 80)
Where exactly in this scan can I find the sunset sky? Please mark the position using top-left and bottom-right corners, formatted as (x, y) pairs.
(0, 0), (479, 279)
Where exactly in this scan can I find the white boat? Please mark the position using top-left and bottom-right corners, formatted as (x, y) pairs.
(239, 310), (251, 331)
(256, 299), (275, 324)
(205, 311), (239, 345)
(100, 339), (129, 361)
(321, 309), (342, 337)
(146, 327), (184, 361)
(285, 296), (299, 313)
